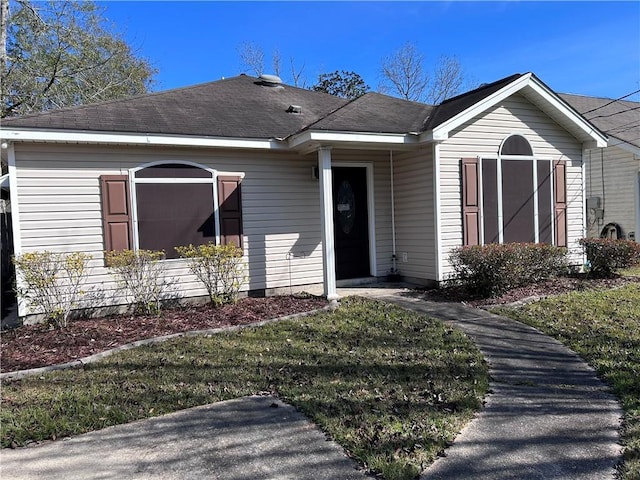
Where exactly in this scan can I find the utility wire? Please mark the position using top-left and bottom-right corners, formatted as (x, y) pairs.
(606, 118), (640, 132)
(607, 123), (640, 135)
(586, 105), (640, 120)
(580, 89), (640, 115)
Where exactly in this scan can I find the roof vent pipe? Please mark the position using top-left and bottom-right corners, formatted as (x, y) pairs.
(259, 74), (283, 86)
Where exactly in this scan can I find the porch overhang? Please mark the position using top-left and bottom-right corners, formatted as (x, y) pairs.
(287, 130), (420, 153)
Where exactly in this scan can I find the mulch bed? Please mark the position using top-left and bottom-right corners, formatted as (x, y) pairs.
(415, 275), (640, 307)
(3, 276), (639, 374)
(0, 295), (327, 373)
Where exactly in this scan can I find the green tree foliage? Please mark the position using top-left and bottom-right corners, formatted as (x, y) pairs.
(1, 0), (156, 118)
(311, 70), (369, 100)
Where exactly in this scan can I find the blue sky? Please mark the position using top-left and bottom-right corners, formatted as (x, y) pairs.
(97, 1), (640, 100)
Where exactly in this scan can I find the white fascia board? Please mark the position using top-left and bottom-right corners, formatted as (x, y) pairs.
(0, 128), (287, 150)
(427, 74), (534, 142)
(425, 73), (608, 148)
(288, 130), (418, 149)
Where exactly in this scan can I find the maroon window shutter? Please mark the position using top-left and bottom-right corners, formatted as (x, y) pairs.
(100, 175), (133, 252)
(461, 158), (481, 246)
(217, 175), (244, 249)
(553, 160), (567, 247)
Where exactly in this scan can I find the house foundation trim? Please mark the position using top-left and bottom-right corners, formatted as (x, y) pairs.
(318, 147), (338, 301)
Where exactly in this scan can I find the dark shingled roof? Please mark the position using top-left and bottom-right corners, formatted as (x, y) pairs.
(560, 93), (640, 148)
(306, 92), (434, 134)
(423, 73), (525, 130)
(1, 75), (349, 139)
(2, 73), (543, 140)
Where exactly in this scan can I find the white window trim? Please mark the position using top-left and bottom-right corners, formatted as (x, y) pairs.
(480, 135), (556, 245)
(129, 160), (244, 257)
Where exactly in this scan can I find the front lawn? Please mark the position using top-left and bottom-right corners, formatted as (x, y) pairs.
(0, 297), (488, 480)
(493, 283), (640, 480)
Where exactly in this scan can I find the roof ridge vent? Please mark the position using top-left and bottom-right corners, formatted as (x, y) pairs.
(259, 74), (283, 86)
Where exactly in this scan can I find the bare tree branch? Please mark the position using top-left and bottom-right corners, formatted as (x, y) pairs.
(380, 42), (429, 102)
(290, 57), (305, 88)
(427, 54), (464, 104)
(271, 48), (281, 77)
(237, 40), (264, 77)
(379, 42), (470, 104)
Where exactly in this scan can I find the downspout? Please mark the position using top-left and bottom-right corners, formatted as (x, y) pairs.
(389, 150), (398, 276)
(433, 142), (442, 283)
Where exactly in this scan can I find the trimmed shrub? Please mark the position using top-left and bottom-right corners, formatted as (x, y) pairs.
(448, 243), (568, 297)
(579, 238), (640, 278)
(13, 251), (92, 327)
(105, 249), (168, 315)
(175, 243), (245, 306)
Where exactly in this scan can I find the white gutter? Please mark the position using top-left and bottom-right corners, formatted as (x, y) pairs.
(288, 130), (419, 149)
(433, 142), (443, 282)
(0, 128), (287, 150)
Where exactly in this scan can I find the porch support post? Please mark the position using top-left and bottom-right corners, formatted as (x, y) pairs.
(318, 147), (338, 302)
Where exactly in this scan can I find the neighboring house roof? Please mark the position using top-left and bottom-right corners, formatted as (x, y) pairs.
(1, 72), (607, 150)
(560, 93), (640, 150)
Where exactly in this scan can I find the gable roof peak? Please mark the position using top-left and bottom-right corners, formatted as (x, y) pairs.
(437, 73), (527, 106)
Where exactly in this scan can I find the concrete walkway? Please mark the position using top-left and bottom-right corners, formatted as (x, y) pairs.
(0, 396), (369, 480)
(0, 286), (623, 479)
(347, 286), (622, 480)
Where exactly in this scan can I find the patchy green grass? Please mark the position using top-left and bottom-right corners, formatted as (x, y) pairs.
(621, 265), (640, 277)
(1, 297), (488, 480)
(493, 284), (640, 480)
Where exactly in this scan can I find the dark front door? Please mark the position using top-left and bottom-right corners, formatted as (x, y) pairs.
(333, 167), (370, 280)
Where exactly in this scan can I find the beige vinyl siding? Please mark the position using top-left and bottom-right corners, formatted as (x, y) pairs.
(13, 144), (395, 316)
(13, 143), (326, 314)
(438, 93), (585, 277)
(585, 145), (640, 238)
(392, 147), (436, 282)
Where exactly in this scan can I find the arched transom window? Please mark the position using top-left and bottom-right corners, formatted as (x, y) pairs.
(130, 162), (243, 258)
(462, 134), (566, 247)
